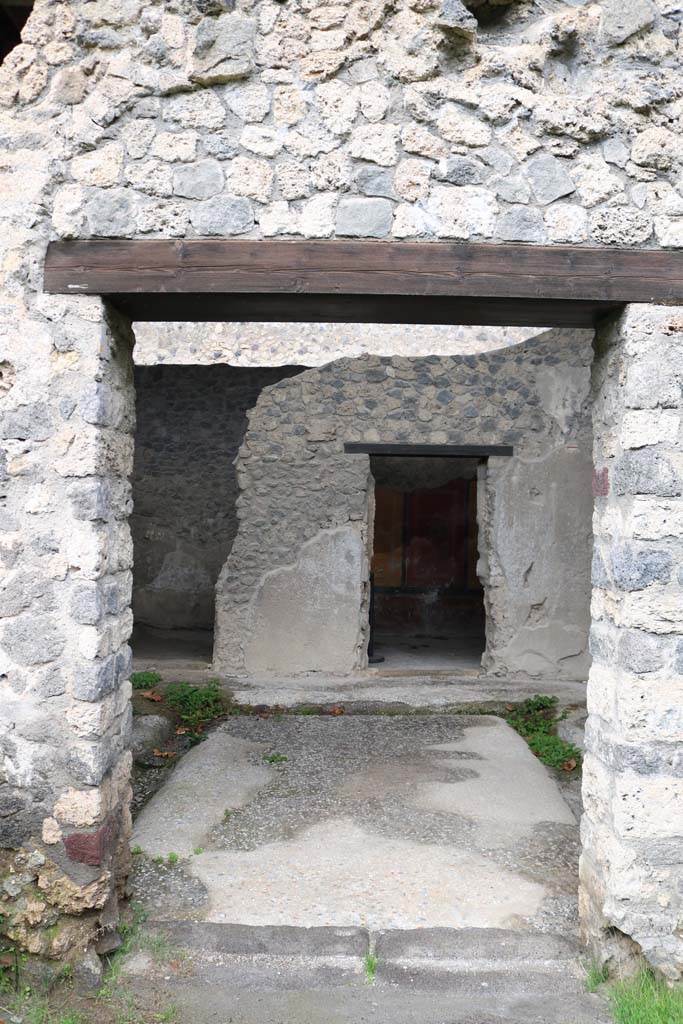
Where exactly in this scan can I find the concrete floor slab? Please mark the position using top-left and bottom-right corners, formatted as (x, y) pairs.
(131, 715), (579, 934)
(121, 937), (611, 1024)
(125, 978), (611, 1024)
(229, 674), (588, 709)
(373, 633), (485, 672)
(192, 819), (546, 929)
(418, 720), (575, 847)
(132, 732), (271, 858)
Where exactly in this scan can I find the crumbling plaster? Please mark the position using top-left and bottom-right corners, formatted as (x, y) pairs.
(133, 321), (543, 366)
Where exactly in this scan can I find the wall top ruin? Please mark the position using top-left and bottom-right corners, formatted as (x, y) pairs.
(1, 0), (682, 255)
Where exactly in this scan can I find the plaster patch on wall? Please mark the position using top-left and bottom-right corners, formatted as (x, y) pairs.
(535, 363), (591, 436)
(477, 444), (593, 679)
(244, 525), (367, 675)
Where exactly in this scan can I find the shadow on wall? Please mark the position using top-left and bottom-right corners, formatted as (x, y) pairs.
(131, 363), (304, 632)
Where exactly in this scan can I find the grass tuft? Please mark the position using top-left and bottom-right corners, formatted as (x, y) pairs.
(364, 953), (378, 984)
(130, 670), (162, 691)
(263, 752), (288, 765)
(504, 694), (582, 771)
(586, 960), (610, 992)
(165, 680), (224, 730)
(609, 968), (683, 1024)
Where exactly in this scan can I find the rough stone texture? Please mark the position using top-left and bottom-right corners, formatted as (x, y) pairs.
(214, 331), (593, 680)
(581, 305), (683, 981)
(133, 322), (543, 366)
(0, 0), (680, 979)
(0, 296), (135, 956)
(0, 0), (679, 249)
(132, 365), (300, 629)
(436, 0), (478, 42)
(600, 0), (656, 46)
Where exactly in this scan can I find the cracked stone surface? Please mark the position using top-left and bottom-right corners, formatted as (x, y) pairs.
(131, 715), (579, 933)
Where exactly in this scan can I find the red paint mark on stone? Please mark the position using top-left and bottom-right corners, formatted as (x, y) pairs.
(64, 819), (114, 867)
(592, 467), (609, 497)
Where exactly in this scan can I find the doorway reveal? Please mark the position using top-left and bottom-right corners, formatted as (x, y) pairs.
(369, 455), (485, 673)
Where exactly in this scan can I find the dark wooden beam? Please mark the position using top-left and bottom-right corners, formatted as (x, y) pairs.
(344, 443), (514, 458)
(44, 239), (683, 327)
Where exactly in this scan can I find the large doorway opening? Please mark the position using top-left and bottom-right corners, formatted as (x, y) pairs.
(370, 456), (485, 672)
(130, 363), (303, 674)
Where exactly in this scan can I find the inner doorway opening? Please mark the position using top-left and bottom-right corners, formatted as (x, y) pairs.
(369, 455), (485, 673)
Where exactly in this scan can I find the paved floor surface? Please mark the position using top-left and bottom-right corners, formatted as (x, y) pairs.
(132, 715), (578, 932)
(126, 713), (605, 1023)
(370, 632), (485, 672)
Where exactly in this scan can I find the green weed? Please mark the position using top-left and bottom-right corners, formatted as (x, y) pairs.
(263, 752), (288, 765)
(98, 902), (147, 998)
(586, 960), (610, 992)
(505, 695), (582, 772)
(138, 930), (175, 964)
(609, 968), (683, 1024)
(130, 671), (162, 691)
(364, 953), (378, 983)
(193, 847), (204, 856)
(166, 852), (179, 867)
(153, 1006), (179, 1024)
(130, 845), (143, 856)
(165, 680), (224, 730)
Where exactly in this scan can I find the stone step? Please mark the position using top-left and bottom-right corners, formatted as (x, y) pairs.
(150, 921), (370, 957)
(374, 926), (582, 965)
(143, 921), (581, 970)
(121, 923), (610, 1024)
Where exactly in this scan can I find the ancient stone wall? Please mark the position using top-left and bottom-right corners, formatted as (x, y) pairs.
(2, 1), (682, 250)
(581, 304), (683, 979)
(132, 364), (300, 630)
(0, 0), (681, 976)
(215, 330), (594, 678)
(0, 299), (135, 959)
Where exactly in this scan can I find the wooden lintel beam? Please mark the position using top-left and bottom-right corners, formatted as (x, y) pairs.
(43, 239), (683, 327)
(44, 240), (683, 302)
